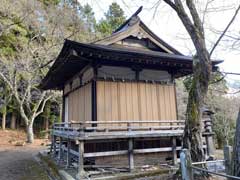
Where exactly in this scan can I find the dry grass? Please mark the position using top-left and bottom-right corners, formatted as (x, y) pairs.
(0, 129), (26, 146)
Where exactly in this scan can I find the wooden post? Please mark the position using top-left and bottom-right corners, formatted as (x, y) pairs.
(76, 140), (85, 180)
(66, 139), (71, 168)
(224, 145), (232, 176)
(128, 138), (134, 171)
(58, 137), (63, 162)
(172, 137), (177, 166)
(180, 149), (193, 180)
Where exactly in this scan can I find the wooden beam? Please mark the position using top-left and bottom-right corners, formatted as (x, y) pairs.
(172, 137), (177, 166)
(82, 147), (183, 158)
(66, 139), (71, 168)
(91, 79), (97, 126)
(84, 125), (184, 132)
(69, 120), (185, 124)
(128, 138), (134, 171)
(76, 141), (85, 179)
(53, 129), (184, 141)
(134, 147), (182, 153)
(84, 150), (128, 158)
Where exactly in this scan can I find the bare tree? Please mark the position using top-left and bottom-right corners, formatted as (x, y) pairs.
(0, 42), (52, 143)
(0, 0), (96, 142)
(232, 108), (240, 177)
(161, 0), (240, 165)
(0, 85), (12, 130)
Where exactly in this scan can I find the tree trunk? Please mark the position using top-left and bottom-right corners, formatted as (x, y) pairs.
(10, 112), (17, 129)
(183, 59), (210, 163)
(1, 108), (7, 131)
(44, 118), (49, 139)
(162, 0), (212, 164)
(232, 108), (240, 177)
(26, 123), (34, 143)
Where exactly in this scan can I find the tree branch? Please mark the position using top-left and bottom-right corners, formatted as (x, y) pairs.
(209, 4), (240, 56)
(186, 0), (204, 38)
(162, 0), (177, 11)
(35, 93), (52, 118)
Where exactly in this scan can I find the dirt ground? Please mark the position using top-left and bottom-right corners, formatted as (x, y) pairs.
(0, 130), (227, 180)
(0, 130), (50, 180)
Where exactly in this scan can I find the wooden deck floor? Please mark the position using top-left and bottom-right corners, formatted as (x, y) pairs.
(53, 129), (183, 140)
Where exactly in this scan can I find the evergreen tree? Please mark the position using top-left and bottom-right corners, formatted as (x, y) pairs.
(80, 4), (96, 32)
(97, 2), (126, 36)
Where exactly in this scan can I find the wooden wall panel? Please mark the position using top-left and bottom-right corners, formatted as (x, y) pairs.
(67, 83), (92, 123)
(97, 81), (105, 122)
(151, 84), (159, 126)
(79, 85), (85, 122)
(145, 83), (153, 125)
(96, 81), (177, 127)
(126, 82), (133, 120)
(75, 90), (78, 120)
(164, 86), (171, 121)
(119, 82), (127, 126)
(131, 83), (140, 124)
(157, 85), (165, 125)
(139, 83), (147, 122)
(169, 86), (177, 120)
(84, 83), (92, 121)
(111, 82), (119, 121)
(68, 94), (72, 121)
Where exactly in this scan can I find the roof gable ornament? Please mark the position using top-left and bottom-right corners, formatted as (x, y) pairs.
(113, 6), (143, 33)
(94, 6), (182, 55)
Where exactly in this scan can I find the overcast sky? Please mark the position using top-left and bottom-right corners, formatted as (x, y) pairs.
(81, 0), (240, 81)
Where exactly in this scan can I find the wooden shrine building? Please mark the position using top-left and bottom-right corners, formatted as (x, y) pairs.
(41, 7), (221, 179)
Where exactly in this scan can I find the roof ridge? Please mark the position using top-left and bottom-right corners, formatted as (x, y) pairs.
(113, 6), (143, 33)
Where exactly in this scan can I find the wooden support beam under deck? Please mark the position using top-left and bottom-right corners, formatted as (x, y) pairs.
(172, 137), (177, 166)
(128, 138), (134, 171)
(66, 139), (71, 168)
(76, 140), (85, 180)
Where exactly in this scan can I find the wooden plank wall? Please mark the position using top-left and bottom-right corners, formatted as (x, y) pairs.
(67, 83), (92, 122)
(97, 81), (177, 127)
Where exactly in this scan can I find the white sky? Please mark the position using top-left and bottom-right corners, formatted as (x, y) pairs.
(81, 0), (240, 81)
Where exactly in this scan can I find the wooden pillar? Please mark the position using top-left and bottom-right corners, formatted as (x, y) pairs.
(91, 79), (97, 127)
(180, 149), (193, 180)
(61, 94), (65, 123)
(66, 139), (71, 168)
(76, 140), (85, 179)
(172, 137), (177, 165)
(128, 138), (134, 171)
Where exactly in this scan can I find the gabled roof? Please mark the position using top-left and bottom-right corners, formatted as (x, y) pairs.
(40, 7), (223, 90)
(40, 40), (222, 90)
(94, 6), (182, 55)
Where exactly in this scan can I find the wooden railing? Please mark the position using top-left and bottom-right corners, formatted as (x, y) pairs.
(53, 120), (186, 133)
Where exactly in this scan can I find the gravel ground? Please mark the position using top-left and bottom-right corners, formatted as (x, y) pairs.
(0, 130), (50, 180)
